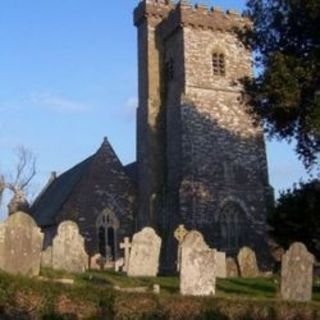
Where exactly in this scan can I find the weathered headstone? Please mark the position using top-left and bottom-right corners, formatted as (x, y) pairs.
(127, 227), (161, 277)
(120, 237), (131, 272)
(0, 212), (43, 276)
(174, 224), (189, 272)
(115, 257), (124, 272)
(52, 221), (88, 273)
(180, 230), (216, 296)
(237, 247), (259, 277)
(89, 253), (104, 270)
(226, 257), (239, 277)
(281, 242), (314, 302)
(216, 251), (227, 278)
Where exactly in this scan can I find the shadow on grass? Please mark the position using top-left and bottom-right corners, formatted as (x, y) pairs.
(217, 278), (277, 298)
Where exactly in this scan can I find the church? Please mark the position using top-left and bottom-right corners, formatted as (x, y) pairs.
(31, 0), (274, 271)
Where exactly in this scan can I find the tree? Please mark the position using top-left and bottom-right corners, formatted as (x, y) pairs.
(243, 0), (320, 169)
(268, 179), (320, 259)
(1, 146), (37, 215)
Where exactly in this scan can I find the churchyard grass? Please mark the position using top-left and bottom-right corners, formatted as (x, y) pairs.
(1, 270), (320, 319)
(41, 268), (320, 301)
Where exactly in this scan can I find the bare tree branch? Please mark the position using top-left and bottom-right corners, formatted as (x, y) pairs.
(1, 146), (37, 215)
(7, 146), (37, 192)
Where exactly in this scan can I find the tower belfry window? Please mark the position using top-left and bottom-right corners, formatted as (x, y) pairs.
(212, 53), (225, 76)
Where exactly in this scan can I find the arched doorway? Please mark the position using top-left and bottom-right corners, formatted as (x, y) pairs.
(96, 209), (119, 261)
(219, 202), (246, 253)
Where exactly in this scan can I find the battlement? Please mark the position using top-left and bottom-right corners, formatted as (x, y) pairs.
(134, 0), (251, 37)
(134, 0), (174, 27)
(160, 2), (250, 39)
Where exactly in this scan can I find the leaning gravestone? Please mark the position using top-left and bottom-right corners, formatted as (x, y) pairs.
(216, 251), (227, 278)
(180, 231), (216, 296)
(127, 227), (161, 277)
(52, 221), (88, 273)
(237, 247), (259, 277)
(281, 242), (314, 302)
(226, 257), (239, 277)
(0, 212), (43, 276)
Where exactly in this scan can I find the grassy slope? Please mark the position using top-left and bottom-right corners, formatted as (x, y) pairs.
(42, 268), (320, 301)
(0, 270), (319, 319)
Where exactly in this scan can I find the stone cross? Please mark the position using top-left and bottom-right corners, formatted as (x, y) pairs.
(174, 224), (188, 243)
(174, 225), (188, 271)
(120, 237), (131, 272)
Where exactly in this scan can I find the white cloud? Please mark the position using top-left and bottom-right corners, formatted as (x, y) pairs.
(30, 92), (90, 113)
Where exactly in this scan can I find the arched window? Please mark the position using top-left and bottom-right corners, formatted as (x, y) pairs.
(98, 226), (106, 257)
(96, 209), (119, 261)
(219, 202), (246, 252)
(212, 53), (226, 76)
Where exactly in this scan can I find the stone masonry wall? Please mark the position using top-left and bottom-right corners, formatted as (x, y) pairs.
(134, 0), (274, 271)
(55, 143), (136, 258)
(160, 3), (273, 269)
(134, 1), (172, 230)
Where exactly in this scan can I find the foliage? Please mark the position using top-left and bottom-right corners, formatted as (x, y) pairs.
(243, 0), (320, 169)
(268, 179), (320, 259)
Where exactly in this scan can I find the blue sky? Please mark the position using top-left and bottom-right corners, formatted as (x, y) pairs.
(0, 0), (314, 219)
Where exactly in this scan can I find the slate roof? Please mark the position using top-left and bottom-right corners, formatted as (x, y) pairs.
(30, 138), (137, 227)
(124, 162), (138, 185)
(31, 156), (94, 226)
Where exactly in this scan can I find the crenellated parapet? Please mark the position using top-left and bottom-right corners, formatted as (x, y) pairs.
(160, 2), (251, 39)
(134, 0), (174, 27)
(134, 0), (251, 39)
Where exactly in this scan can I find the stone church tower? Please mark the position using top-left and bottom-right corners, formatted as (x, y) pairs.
(134, 0), (274, 271)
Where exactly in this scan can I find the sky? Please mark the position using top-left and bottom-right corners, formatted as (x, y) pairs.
(0, 0), (315, 219)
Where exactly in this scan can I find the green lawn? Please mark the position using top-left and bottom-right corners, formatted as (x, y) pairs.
(41, 268), (320, 301)
(1, 270), (319, 319)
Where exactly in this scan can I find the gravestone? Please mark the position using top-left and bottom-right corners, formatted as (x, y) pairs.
(226, 257), (239, 277)
(174, 224), (189, 271)
(115, 257), (124, 272)
(281, 242), (314, 302)
(89, 253), (105, 270)
(0, 212), (43, 276)
(127, 227), (161, 277)
(237, 247), (259, 277)
(120, 237), (131, 272)
(52, 221), (88, 273)
(180, 231), (216, 296)
(216, 251), (227, 278)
